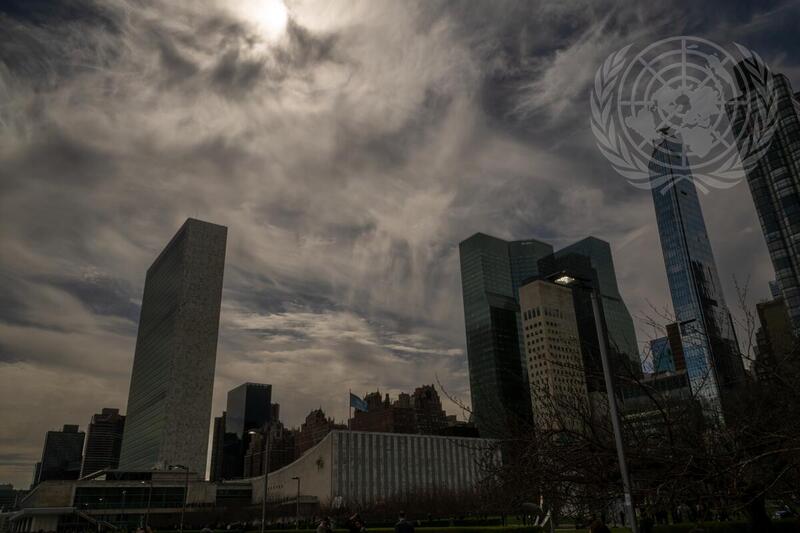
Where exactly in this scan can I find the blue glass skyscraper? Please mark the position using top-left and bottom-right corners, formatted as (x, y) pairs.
(649, 135), (746, 421)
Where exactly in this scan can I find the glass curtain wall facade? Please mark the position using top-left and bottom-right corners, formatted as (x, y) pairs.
(649, 136), (746, 421)
(537, 253), (608, 395)
(459, 233), (553, 437)
(728, 72), (800, 336)
(554, 237), (641, 376)
(222, 383), (272, 479)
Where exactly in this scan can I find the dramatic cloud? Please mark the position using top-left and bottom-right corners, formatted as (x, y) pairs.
(1, 0), (798, 487)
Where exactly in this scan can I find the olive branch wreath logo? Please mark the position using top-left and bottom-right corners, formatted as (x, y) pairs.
(590, 40), (779, 194)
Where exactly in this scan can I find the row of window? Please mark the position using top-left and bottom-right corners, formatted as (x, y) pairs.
(522, 306), (565, 321)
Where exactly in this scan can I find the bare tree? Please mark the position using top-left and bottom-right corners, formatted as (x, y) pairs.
(440, 282), (800, 531)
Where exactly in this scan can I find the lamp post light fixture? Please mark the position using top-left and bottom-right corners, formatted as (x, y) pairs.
(168, 464), (190, 533)
(550, 272), (640, 533)
(249, 427), (272, 533)
(291, 476), (300, 530)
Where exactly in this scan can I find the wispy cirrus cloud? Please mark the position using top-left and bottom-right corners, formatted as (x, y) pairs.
(0, 0), (797, 487)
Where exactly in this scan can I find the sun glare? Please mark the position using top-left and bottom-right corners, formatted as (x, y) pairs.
(240, 0), (288, 39)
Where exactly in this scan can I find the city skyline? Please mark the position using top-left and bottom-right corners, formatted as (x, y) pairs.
(2, 0), (800, 488)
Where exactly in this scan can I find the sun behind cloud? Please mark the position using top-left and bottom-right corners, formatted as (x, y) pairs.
(237, 0), (289, 40)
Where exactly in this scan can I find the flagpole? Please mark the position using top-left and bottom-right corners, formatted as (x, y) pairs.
(348, 389), (352, 431)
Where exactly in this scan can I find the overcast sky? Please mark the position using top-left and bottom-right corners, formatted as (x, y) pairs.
(1, 0), (799, 488)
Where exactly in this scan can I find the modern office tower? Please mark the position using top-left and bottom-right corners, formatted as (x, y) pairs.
(649, 323), (687, 375)
(728, 71), (800, 336)
(222, 383), (273, 480)
(754, 296), (797, 382)
(458, 233), (553, 437)
(119, 218), (227, 475)
(519, 280), (589, 431)
(553, 237), (641, 375)
(620, 371), (698, 436)
(650, 337), (674, 374)
(537, 252), (615, 397)
(209, 412), (226, 481)
(243, 421), (295, 477)
(37, 425), (85, 483)
(649, 135), (746, 420)
(80, 408), (126, 477)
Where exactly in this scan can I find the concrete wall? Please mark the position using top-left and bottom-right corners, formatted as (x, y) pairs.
(252, 432), (333, 504)
(187, 480), (217, 505)
(17, 482), (73, 509)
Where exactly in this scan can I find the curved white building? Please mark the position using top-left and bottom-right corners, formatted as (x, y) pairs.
(254, 430), (499, 506)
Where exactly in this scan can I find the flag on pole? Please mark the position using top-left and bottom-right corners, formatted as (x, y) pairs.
(349, 392), (368, 412)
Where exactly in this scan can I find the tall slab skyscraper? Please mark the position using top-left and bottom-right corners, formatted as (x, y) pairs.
(649, 136), (746, 420)
(459, 233), (553, 436)
(728, 71), (800, 336)
(119, 218), (227, 475)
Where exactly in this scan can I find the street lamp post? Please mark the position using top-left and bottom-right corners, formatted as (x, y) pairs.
(589, 290), (639, 533)
(168, 464), (189, 533)
(121, 490), (127, 529)
(249, 428), (272, 533)
(291, 477), (300, 530)
(552, 274), (639, 533)
(141, 478), (153, 530)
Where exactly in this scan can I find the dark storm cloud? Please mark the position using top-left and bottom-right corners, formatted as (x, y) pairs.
(1, 0), (797, 487)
